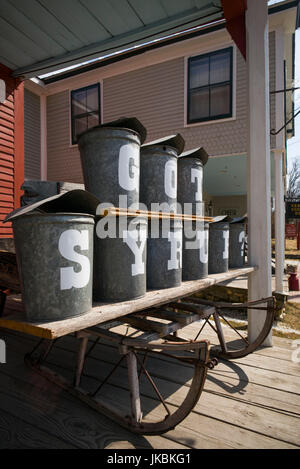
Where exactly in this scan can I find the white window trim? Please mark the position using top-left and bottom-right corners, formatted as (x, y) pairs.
(68, 80), (104, 147)
(184, 42), (237, 128)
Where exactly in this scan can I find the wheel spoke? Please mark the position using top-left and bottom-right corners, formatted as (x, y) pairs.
(138, 351), (149, 381)
(85, 337), (101, 358)
(194, 317), (209, 341)
(135, 353), (171, 417)
(217, 312), (249, 345)
(207, 319), (219, 335)
(92, 355), (125, 397)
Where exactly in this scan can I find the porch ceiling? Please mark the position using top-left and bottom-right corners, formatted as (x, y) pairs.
(0, 0), (224, 79)
(0, 2), (298, 81)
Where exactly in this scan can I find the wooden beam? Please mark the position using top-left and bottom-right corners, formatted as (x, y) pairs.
(142, 309), (203, 325)
(126, 351), (142, 423)
(74, 335), (89, 387)
(120, 315), (174, 336)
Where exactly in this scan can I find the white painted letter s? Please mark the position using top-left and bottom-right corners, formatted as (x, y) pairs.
(59, 229), (91, 290)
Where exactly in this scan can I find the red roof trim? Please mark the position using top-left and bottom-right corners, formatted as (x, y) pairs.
(221, 0), (247, 60)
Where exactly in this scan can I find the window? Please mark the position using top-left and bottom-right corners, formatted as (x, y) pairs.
(187, 47), (233, 124)
(71, 83), (101, 144)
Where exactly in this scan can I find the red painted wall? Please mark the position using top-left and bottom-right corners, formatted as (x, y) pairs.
(0, 64), (24, 238)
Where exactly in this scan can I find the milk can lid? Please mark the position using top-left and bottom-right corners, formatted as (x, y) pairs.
(230, 216), (248, 224)
(4, 189), (100, 223)
(210, 215), (232, 224)
(141, 133), (185, 155)
(77, 117), (147, 144)
(179, 147), (209, 166)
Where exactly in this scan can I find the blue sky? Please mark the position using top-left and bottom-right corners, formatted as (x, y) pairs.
(268, 1), (300, 171)
(286, 28), (300, 170)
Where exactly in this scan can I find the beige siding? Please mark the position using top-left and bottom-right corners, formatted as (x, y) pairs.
(24, 89), (41, 180)
(47, 90), (81, 182)
(103, 58), (184, 139)
(103, 51), (249, 156)
(46, 34), (277, 183)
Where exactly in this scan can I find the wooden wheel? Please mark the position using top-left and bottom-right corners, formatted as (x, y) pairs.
(24, 329), (215, 435)
(119, 339), (212, 435)
(169, 296), (275, 360)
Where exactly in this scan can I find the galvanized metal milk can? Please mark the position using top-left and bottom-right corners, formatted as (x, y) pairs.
(208, 216), (230, 274)
(177, 147), (209, 280)
(147, 218), (182, 289)
(78, 117), (146, 208)
(182, 220), (209, 280)
(94, 215), (148, 301)
(229, 217), (246, 268)
(140, 134), (185, 213)
(12, 212), (94, 322)
(177, 147), (209, 215)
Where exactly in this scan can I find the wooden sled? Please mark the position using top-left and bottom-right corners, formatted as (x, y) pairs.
(0, 260), (275, 435)
(24, 312), (217, 435)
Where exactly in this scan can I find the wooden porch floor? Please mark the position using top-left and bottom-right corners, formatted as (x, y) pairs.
(0, 321), (299, 449)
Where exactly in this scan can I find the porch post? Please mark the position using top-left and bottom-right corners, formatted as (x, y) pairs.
(274, 27), (286, 294)
(246, 0), (272, 345)
(274, 150), (285, 293)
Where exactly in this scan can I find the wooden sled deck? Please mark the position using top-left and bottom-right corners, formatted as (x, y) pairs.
(0, 266), (255, 339)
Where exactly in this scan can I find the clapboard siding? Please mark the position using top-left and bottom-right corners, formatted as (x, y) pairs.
(0, 65), (15, 237)
(47, 91), (81, 182)
(104, 58), (184, 129)
(0, 64), (24, 238)
(24, 89), (41, 179)
(46, 34), (277, 183)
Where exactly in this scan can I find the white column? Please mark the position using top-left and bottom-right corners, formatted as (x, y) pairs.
(246, 0), (272, 346)
(40, 94), (47, 180)
(274, 150), (285, 292)
(274, 27), (286, 293)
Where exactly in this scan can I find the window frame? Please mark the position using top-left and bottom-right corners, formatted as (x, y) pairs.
(187, 46), (233, 125)
(70, 83), (101, 145)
